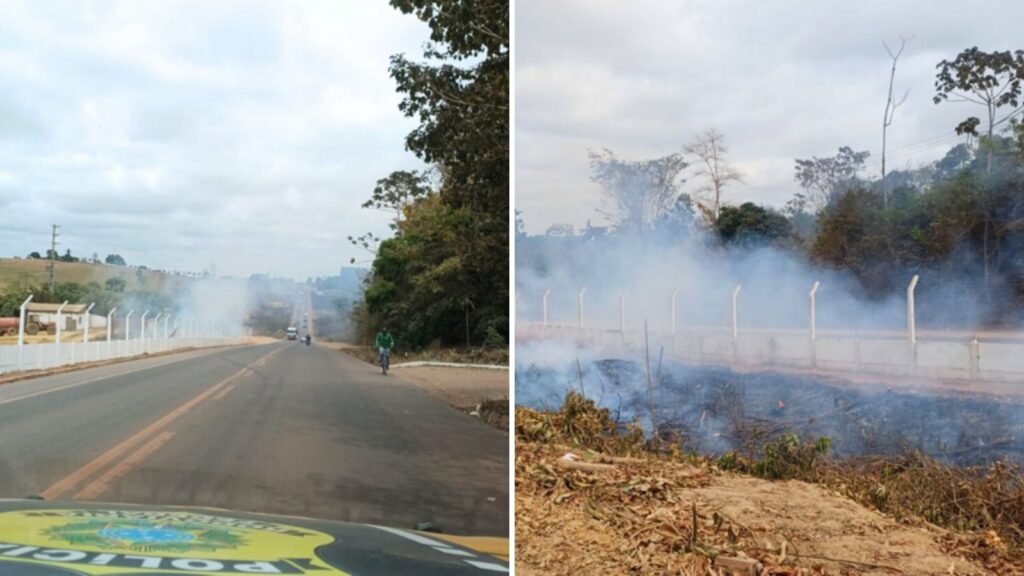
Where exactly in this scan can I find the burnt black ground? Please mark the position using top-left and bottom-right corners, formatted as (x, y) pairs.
(516, 358), (1024, 466)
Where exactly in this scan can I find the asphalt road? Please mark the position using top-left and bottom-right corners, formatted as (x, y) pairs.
(0, 342), (509, 536)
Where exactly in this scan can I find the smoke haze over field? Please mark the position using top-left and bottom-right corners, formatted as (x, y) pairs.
(516, 228), (1012, 336)
(0, 0), (430, 278)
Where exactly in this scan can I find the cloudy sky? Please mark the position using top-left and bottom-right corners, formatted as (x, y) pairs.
(516, 0), (1024, 233)
(0, 0), (430, 278)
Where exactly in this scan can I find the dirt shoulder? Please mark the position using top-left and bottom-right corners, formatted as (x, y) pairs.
(326, 342), (509, 430)
(320, 341), (508, 366)
(517, 440), (992, 576)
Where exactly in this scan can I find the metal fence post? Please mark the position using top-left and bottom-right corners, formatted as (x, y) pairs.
(17, 294), (33, 371)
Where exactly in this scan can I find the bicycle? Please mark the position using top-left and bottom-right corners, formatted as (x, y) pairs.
(378, 347), (390, 375)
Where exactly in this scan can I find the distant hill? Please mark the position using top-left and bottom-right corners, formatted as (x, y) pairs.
(0, 258), (189, 293)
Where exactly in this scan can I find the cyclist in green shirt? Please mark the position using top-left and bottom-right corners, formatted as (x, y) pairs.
(375, 328), (394, 374)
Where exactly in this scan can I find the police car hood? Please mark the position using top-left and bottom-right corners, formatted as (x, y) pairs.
(0, 499), (508, 575)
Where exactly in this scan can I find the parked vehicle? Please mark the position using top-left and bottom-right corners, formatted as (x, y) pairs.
(0, 317), (51, 337)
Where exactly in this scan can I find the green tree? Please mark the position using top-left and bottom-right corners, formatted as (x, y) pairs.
(105, 254), (127, 266)
(363, 170), (432, 228)
(105, 277), (126, 292)
(357, 0), (509, 349)
(934, 47), (1024, 172)
(715, 202), (793, 248)
(27, 251), (41, 259)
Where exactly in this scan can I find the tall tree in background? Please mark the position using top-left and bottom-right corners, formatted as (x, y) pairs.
(589, 149), (688, 234)
(362, 170), (432, 229)
(357, 0), (508, 348)
(934, 48), (1024, 286)
(793, 146), (871, 213)
(934, 47), (1024, 172)
(684, 129), (743, 224)
(881, 36), (911, 207)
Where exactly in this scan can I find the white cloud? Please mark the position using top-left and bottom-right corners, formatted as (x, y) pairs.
(0, 0), (431, 278)
(516, 0), (1024, 232)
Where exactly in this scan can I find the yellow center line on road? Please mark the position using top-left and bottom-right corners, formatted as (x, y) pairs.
(212, 383), (237, 401)
(39, 346), (283, 501)
(73, 431), (176, 500)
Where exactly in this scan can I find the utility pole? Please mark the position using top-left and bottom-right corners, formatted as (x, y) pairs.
(48, 224), (60, 292)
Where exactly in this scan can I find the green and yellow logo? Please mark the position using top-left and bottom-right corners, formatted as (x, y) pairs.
(0, 509), (348, 574)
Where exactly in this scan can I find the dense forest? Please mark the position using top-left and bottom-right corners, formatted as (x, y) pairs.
(351, 0), (509, 350)
(518, 48), (1024, 327)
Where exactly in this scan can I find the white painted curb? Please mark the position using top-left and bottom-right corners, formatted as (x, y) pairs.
(389, 361), (508, 370)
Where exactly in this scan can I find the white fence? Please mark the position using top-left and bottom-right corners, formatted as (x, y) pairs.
(0, 336), (241, 375)
(518, 323), (1024, 383)
(517, 276), (1024, 383)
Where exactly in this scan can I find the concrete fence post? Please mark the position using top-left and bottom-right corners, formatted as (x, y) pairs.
(17, 294), (33, 371)
(809, 281), (820, 368)
(731, 285), (742, 365)
(542, 289), (551, 328)
(670, 287), (679, 336)
(55, 301), (69, 365)
(907, 275), (919, 370)
(619, 290), (629, 345)
(969, 336), (980, 382)
(125, 310), (134, 359)
(83, 303), (95, 361)
(153, 313), (163, 352)
(106, 307), (116, 360)
(140, 310), (149, 354)
(731, 285), (741, 341)
(578, 287), (587, 330)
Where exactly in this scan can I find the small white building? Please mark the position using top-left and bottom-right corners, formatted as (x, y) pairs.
(24, 303), (105, 331)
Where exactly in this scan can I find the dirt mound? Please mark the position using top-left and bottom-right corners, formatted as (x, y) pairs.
(515, 395), (1023, 575)
(517, 440), (996, 575)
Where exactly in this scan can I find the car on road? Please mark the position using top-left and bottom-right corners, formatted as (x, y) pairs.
(0, 499), (509, 575)
(286, 326), (298, 340)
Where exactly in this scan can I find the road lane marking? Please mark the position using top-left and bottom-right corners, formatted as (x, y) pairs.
(39, 347), (281, 500)
(73, 431), (176, 499)
(212, 383), (237, 400)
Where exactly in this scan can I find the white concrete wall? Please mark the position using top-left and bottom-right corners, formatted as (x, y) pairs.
(518, 322), (1024, 384)
(0, 336), (240, 375)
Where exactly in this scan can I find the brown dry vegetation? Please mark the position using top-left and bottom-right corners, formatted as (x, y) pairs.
(516, 393), (1024, 575)
(0, 258), (184, 293)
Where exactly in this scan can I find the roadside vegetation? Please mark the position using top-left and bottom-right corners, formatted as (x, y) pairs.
(517, 393), (1024, 574)
(349, 0), (508, 352)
